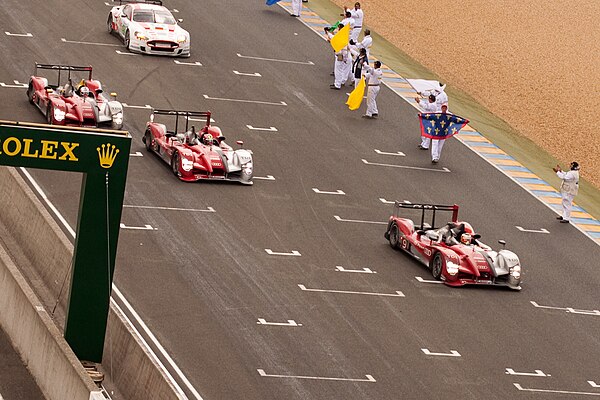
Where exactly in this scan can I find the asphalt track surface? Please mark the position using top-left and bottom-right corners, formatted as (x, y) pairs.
(1, 1), (599, 399)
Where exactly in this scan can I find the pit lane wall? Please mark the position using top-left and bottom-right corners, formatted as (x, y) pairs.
(0, 166), (179, 400)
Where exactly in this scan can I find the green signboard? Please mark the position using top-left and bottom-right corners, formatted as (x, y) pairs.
(0, 120), (131, 362)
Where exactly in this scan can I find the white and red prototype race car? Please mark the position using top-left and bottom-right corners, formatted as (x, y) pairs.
(142, 110), (254, 184)
(107, 0), (190, 57)
(27, 63), (124, 129)
(384, 202), (522, 290)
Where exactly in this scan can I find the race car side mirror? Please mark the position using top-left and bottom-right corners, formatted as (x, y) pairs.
(236, 140), (244, 147)
(416, 230), (425, 237)
(428, 233), (439, 242)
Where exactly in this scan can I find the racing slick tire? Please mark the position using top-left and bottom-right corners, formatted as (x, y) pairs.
(430, 252), (444, 280)
(46, 105), (53, 125)
(171, 152), (180, 177)
(107, 15), (114, 34)
(143, 130), (153, 151)
(27, 82), (35, 104)
(388, 223), (401, 249)
(124, 30), (131, 51)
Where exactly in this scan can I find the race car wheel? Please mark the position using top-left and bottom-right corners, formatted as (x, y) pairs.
(171, 152), (180, 176)
(107, 15), (113, 34)
(144, 131), (153, 151)
(430, 253), (444, 280)
(27, 82), (35, 104)
(388, 224), (401, 249)
(46, 105), (53, 125)
(124, 30), (131, 50)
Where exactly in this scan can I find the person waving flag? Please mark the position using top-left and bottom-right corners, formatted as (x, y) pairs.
(346, 77), (366, 110)
(418, 107), (469, 163)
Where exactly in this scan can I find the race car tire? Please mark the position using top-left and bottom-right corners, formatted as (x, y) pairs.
(124, 30), (131, 50)
(430, 252), (444, 280)
(107, 15), (114, 34)
(171, 152), (180, 176)
(388, 223), (401, 249)
(46, 105), (53, 125)
(27, 82), (35, 104)
(144, 130), (153, 151)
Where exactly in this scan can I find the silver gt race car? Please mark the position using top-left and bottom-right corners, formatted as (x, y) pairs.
(107, 0), (191, 57)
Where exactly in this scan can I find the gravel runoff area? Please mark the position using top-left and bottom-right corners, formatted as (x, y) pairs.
(331, 0), (600, 189)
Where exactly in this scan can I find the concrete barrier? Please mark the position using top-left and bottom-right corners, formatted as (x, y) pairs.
(0, 166), (179, 400)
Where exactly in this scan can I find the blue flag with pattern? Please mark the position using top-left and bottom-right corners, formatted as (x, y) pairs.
(418, 113), (469, 139)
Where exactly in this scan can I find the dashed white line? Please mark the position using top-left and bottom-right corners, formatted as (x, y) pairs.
(513, 383), (600, 396)
(589, 381), (600, 388)
(61, 38), (120, 47)
(312, 188), (345, 195)
(298, 284), (404, 297)
(516, 226), (550, 234)
(236, 53), (314, 65)
(130, 151), (143, 157)
(203, 94), (286, 106)
(122, 103), (152, 109)
(233, 70), (261, 77)
(265, 249), (301, 256)
(120, 223), (157, 231)
(335, 266), (376, 274)
(333, 215), (387, 225)
(362, 159), (451, 173)
(246, 125), (278, 132)
(257, 369), (376, 382)
(530, 301), (600, 316)
(415, 276), (442, 284)
(115, 50), (136, 56)
(421, 348), (461, 357)
(174, 60), (202, 66)
(253, 175), (276, 181)
(123, 205), (215, 213)
(256, 319), (302, 327)
(5, 32), (33, 37)
(505, 368), (550, 377)
(374, 149), (405, 156)
(0, 80), (28, 88)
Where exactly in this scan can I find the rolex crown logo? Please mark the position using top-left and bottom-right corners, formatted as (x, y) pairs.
(97, 143), (120, 169)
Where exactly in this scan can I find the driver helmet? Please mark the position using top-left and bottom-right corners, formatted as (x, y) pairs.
(207, 126), (222, 138)
(203, 133), (214, 145)
(460, 222), (474, 234)
(460, 233), (472, 245)
(79, 86), (90, 97)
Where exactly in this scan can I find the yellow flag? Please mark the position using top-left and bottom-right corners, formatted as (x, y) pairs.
(346, 77), (366, 111)
(330, 24), (350, 53)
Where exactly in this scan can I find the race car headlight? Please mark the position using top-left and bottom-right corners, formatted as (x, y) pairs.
(510, 265), (521, 279)
(53, 108), (65, 122)
(134, 31), (148, 40)
(181, 158), (193, 172)
(177, 35), (187, 43)
(112, 112), (123, 123)
(446, 261), (460, 276)
(242, 162), (253, 175)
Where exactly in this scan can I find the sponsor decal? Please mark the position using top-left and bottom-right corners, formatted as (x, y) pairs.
(0, 136), (79, 161)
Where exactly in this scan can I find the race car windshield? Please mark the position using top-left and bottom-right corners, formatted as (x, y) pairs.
(132, 10), (175, 24)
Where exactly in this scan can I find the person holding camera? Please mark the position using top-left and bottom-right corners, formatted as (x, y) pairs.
(553, 161), (580, 223)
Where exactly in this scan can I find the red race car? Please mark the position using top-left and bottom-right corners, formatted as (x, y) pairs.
(27, 63), (124, 129)
(384, 202), (522, 290)
(142, 109), (254, 184)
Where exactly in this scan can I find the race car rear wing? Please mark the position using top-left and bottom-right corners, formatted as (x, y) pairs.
(111, 0), (163, 5)
(151, 109), (211, 134)
(392, 202), (459, 230)
(34, 63), (93, 84)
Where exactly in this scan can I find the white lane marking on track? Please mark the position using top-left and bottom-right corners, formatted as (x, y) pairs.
(362, 159), (451, 173)
(312, 188), (345, 195)
(333, 215), (387, 225)
(257, 319), (302, 327)
(130, 151), (143, 157)
(265, 249), (301, 256)
(516, 226), (550, 234)
(530, 301), (600, 316)
(253, 175), (276, 180)
(421, 348), (461, 357)
(246, 125), (277, 132)
(298, 284), (404, 297)
(415, 276), (442, 284)
(174, 60), (202, 66)
(335, 266), (376, 274)
(589, 381), (600, 388)
(122, 103), (152, 109)
(505, 368), (550, 377)
(513, 383), (600, 396)
(19, 167), (202, 399)
(123, 205), (215, 213)
(0, 80), (27, 88)
(115, 50), (136, 55)
(61, 38), (120, 47)
(233, 70), (261, 77)
(120, 223), (157, 230)
(257, 369), (376, 382)
(237, 53), (314, 65)
(379, 198), (412, 205)
(5, 32), (33, 37)
(374, 149), (405, 156)
(203, 94), (287, 106)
